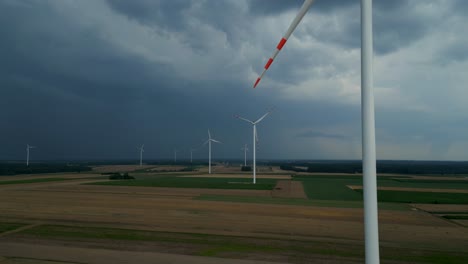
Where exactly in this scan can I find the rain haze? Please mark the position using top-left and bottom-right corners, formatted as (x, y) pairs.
(2, 0), (468, 161)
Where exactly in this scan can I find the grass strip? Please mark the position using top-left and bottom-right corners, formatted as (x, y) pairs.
(87, 176), (277, 190)
(0, 222), (27, 233)
(354, 190), (468, 204)
(442, 215), (468, 220)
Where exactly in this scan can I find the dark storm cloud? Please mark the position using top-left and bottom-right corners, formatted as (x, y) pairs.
(437, 41), (468, 65)
(0, 1), (174, 104)
(247, 0), (300, 15)
(110, 0), (430, 57)
(106, 0), (252, 51)
(0, 1), (203, 159)
(248, 0), (358, 15)
(309, 0), (430, 55)
(373, 1), (430, 55)
(296, 131), (347, 139)
(1, 0), (467, 161)
(106, 0), (190, 30)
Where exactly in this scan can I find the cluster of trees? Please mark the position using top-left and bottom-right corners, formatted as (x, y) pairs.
(279, 165), (307, 172)
(278, 160), (468, 175)
(241, 166), (252, 171)
(0, 163), (92, 176)
(108, 172), (135, 180)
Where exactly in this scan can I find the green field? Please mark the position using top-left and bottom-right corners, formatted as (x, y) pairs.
(195, 194), (409, 210)
(17, 224), (468, 263)
(292, 175), (468, 204)
(0, 222), (25, 233)
(88, 176), (277, 190)
(293, 176), (363, 201)
(352, 190), (468, 204)
(377, 178), (468, 190)
(442, 215), (468, 220)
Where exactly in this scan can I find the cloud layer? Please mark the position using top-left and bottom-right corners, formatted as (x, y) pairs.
(1, 0), (468, 161)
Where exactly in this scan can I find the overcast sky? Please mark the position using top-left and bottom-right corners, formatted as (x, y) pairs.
(1, 0), (468, 161)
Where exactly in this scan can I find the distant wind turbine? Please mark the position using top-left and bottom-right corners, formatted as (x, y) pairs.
(252, 0), (380, 263)
(241, 144), (249, 166)
(234, 111), (270, 184)
(190, 148), (196, 163)
(26, 144), (36, 166)
(204, 130), (221, 174)
(138, 144), (144, 166)
(174, 149), (178, 163)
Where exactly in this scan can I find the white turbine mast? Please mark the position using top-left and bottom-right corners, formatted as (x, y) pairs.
(204, 129), (221, 174)
(241, 144), (249, 167)
(174, 149), (178, 163)
(234, 112), (270, 184)
(252, 0), (380, 262)
(190, 148), (196, 163)
(138, 144), (144, 166)
(26, 144), (36, 166)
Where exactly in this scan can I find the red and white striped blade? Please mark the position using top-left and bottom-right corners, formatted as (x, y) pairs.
(253, 0), (315, 88)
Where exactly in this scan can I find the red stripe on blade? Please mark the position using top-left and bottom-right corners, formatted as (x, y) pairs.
(253, 78), (261, 88)
(264, 58), (273, 69)
(277, 38), (287, 50)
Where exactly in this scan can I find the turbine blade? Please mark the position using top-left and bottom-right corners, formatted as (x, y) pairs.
(208, 129), (211, 139)
(253, 0), (315, 88)
(234, 115), (254, 124)
(254, 112), (270, 124)
(211, 139), (222, 144)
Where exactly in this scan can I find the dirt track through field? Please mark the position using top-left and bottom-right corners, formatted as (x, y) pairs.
(271, 180), (307, 198)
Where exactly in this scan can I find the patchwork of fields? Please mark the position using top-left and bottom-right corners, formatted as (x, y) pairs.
(1, 165), (467, 263)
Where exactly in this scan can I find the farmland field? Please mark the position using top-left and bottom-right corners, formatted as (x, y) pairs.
(90, 176), (277, 190)
(1, 165), (467, 263)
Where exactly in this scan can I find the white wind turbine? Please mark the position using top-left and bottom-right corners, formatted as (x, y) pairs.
(190, 148), (196, 163)
(138, 144), (144, 166)
(174, 149), (178, 163)
(26, 144), (36, 166)
(204, 130), (221, 174)
(241, 144), (249, 167)
(252, 0), (380, 262)
(234, 112), (270, 184)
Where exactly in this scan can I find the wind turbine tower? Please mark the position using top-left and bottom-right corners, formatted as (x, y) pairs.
(190, 148), (196, 163)
(138, 144), (144, 166)
(204, 130), (221, 174)
(26, 144), (36, 166)
(241, 144), (249, 166)
(235, 112), (270, 184)
(252, 0), (380, 262)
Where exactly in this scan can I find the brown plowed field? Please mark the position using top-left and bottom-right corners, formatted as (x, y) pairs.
(348, 185), (468, 193)
(411, 204), (468, 212)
